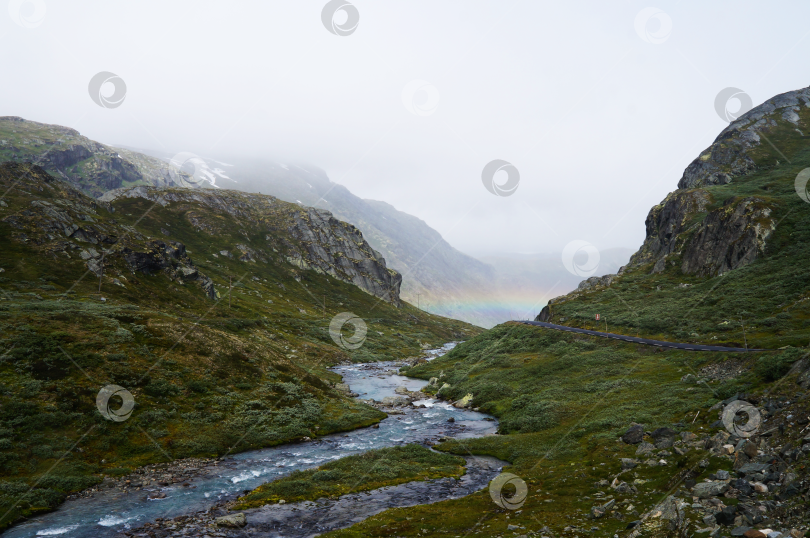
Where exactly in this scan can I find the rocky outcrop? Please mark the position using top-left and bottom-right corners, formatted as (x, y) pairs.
(625, 185), (776, 277)
(678, 86), (810, 189)
(628, 189), (711, 270)
(625, 193), (776, 277)
(286, 208), (401, 306)
(100, 186), (402, 305)
(0, 163), (217, 299)
(537, 271), (622, 315)
(576, 273), (617, 291)
(680, 197), (775, 277)
(618, 85), (810, 279)
(536, 304), (551, 322)
(121, 240), (218, 299)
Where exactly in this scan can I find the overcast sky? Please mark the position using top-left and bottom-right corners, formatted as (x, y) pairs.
(2, 0), (809, 258)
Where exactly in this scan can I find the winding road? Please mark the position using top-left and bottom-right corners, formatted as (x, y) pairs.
(519, 321), (765, 352)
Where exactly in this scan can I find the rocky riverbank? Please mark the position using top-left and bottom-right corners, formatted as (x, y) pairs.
(66, 459), (220, 503)
(118, 456), (506, 538)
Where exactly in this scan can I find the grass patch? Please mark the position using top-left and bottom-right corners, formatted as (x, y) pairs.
(232, 444), (466, 509)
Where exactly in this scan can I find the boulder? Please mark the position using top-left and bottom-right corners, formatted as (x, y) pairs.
(215, 513), (247, 528)
(622, 424), (644, 445)
(751, 482), (768, 493)
(742, 439), (759, 458)
(452, 393), (474, 409)
(381, 396), (410, 407)
(650, 426), (677, 439)
(738, 462), (771, 476)
(731, 478), (753, 495)
(714, 505), (738, 526)
(693, 481), (730, 498)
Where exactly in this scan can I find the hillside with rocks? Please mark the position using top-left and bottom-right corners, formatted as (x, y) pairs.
(313, 85), (810, 538)
(0, 161), (478, 528)
(0, 117), (188, 196)
(0, 122), (506, 327)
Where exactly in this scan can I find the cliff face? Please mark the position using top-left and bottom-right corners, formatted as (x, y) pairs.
(99, 186), (402, 305)
(286, 208), (401, 306)
(626, 85), (810, 278)
(185, 157), (498, 326)
(627, 190), (775, 277)
(0, 117), (188, 196)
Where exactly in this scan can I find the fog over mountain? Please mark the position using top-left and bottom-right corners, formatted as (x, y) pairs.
(4, 2), (810, 536)
(3, 1), (809, 264)
(3, 1), (810, 327)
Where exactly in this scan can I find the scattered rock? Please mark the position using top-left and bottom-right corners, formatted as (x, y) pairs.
(622, 424), (644, 445)
(215, 512), (246, 528)
(650, 427), (678, 448)
(693, 481), (730, 498)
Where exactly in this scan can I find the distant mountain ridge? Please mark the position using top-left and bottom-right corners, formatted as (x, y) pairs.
(0, 117), (607, 328)
(0, 116), (186, 195)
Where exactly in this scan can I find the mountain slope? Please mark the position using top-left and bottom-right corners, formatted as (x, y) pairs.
(0, 117), (187, 196)
(132, 154), (503, 327)
(540, 83), (810, 349)
(320, 85), (810, 538)
(0, 162), (478, 528)
(0, 118), (508, 327)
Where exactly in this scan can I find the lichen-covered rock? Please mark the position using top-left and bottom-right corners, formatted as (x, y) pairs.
(627, 189), (711, 271)
(680, 197), (775, 276)
(286, 208), (401, 305)
(692, 480), (729, 498)
(215, 512), (246, 528)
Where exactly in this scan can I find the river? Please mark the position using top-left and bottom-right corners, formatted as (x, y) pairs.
(6, 343), (500, 537)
